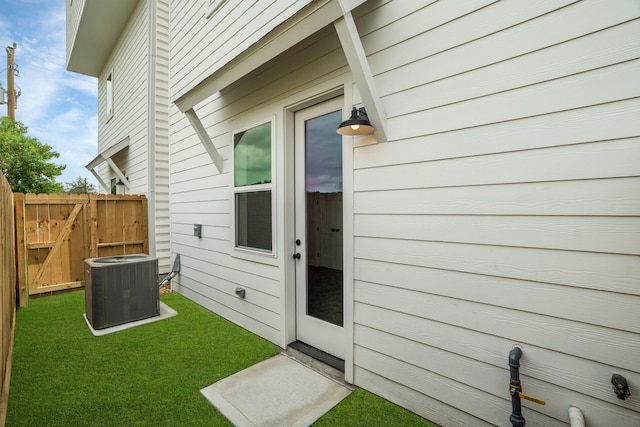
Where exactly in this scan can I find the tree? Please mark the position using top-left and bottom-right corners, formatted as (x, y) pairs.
(65, 176), (97, 194)
(0, 116), (65, 193)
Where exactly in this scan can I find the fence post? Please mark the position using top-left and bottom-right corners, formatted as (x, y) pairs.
(83, 194), (91, 261)
(89, 193), (98, 258)
(0, 177), (17, 427)
(12, 193), (27, 307)
(141, 196), (149, 255)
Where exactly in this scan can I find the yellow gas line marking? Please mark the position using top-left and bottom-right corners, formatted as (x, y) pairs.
(518, 392), (546, 405)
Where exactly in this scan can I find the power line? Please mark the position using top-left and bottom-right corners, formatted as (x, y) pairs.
(0, 39), (96, 85)
(0, 38), (68, 64)
(19, 58), (97, 85)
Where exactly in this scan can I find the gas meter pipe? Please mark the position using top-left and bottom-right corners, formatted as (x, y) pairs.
(509, 346), (526, 427)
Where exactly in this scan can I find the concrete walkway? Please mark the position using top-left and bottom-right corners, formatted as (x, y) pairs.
(201, 353), (352, 427)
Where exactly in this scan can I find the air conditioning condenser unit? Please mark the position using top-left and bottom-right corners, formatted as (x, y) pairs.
(84, 254), (159, 330)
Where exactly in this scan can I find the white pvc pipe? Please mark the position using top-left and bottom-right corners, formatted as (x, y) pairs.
(569, 406), (586, 427)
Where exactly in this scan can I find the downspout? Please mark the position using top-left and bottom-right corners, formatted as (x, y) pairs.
(147, 0), (158, 260)
(509, 346), (526, 427)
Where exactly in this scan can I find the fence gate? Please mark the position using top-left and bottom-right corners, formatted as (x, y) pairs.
(14, 194), (148, 299)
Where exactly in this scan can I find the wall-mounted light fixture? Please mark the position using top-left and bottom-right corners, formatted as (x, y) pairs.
(336, 107), (374, 136)
(116, 177), (127, 195)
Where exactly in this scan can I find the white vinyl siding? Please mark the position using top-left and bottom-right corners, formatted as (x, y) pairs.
(97, 1), (149, 196)
(205, 0), (226, 19)
(169, 0), (312, 101)
(167, 0), (640, 425)
(153, 0), (171, 272)
(65, 0), (84, 65)
(349, 1), (640, 426)
(169, 23), (346, 344)
(96, 0), (171, 271)
(152, 0), (171, 272)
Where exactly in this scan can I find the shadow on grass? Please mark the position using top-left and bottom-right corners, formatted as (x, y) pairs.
(6, 291), (438, 426)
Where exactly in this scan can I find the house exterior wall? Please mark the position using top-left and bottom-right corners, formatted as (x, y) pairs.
(169, 0), (347, 343)
(349, 1), (640, 426)
(97, 1), (149, 191)
(65, 0), (84, 61)
(153, 0), (171, 269)
(169, 0), (313, 101)
(168, 0), (640, 426)
(93, 0), (171, 271)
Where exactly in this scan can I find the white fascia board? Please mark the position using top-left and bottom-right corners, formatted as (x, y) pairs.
(175, 0), (346, 112)
(338, 0), (367, 14)
(102, 136), (130, 159)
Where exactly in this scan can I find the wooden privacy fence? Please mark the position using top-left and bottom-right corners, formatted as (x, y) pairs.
(13, 194), (149, 300)
(0, 173), (16, 425)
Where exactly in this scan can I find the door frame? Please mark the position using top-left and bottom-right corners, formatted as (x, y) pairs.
(282, 85), (355, 382)
(294, 97), (345, 359)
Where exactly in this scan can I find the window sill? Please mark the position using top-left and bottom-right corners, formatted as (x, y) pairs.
(231, 245), (278, 265)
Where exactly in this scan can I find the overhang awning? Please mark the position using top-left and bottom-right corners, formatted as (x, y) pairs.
(85, 137), (130, 192)
(174, 0), (364, 112)
(66, 0), (140, 77)
(173, 0), (385, 175)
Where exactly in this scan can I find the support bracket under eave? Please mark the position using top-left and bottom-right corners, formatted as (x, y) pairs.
(105, 158), (130, 189)
(334, 10), (387, 143)
(88, 169), (110, 193)
(85, 136), (130, 192)
(185, 108), (223, 174)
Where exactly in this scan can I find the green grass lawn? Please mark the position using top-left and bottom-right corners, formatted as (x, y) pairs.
(6, 291), (437, 426)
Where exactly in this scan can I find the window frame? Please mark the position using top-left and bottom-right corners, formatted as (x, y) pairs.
(205, 0), (227, 19)
(230, 117), (276, 258)
(106, 70), (114, 121)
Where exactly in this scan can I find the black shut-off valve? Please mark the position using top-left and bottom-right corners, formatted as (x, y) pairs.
(611, 374), (631, 400)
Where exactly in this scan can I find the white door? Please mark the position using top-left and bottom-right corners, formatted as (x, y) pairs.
(294, 97), (345, 359)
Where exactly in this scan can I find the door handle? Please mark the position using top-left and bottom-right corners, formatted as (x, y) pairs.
(292, 253), (301, 260)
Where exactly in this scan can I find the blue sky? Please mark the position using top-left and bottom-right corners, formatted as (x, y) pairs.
(0, 0), (99, 189)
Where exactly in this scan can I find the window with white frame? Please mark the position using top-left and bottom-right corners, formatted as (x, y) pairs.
(106, 71), (113, 119)
(233, 121), (273, 253)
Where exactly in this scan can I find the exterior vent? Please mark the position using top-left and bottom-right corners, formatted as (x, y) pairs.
(84, 254), (159, 330)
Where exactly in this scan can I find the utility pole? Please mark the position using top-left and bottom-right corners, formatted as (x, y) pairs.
(6, 43), (16, 121)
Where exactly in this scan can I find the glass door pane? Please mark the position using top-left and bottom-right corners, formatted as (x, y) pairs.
(304, 109), (343, 326)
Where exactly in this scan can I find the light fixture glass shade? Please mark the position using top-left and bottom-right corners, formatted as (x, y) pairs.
(337, 107), (374, 136)
(116, 179), (126, 195)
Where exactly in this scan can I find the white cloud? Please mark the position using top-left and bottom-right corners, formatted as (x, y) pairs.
(3, 0), (99, 188)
